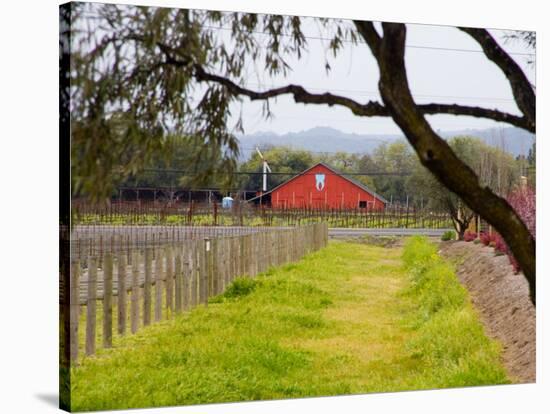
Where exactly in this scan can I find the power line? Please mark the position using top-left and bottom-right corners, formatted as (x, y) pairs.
(404, 43), (533, 56)
(203, 24), (535, 57)
(243, 82), (516, 103)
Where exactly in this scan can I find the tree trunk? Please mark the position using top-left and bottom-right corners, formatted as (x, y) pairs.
(356, 22), (536, 304)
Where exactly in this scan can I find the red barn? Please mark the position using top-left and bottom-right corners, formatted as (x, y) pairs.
(252, 162), (387, 210)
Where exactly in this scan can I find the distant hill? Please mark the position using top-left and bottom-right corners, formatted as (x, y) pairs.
(237, 126), (534, 160)
(237, 127), (402, 160)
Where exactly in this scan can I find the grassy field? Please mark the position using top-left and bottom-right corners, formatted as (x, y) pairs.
(70, 238), (508, 411)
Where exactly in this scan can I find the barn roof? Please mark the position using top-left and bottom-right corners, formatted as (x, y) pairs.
(247, 162), (388, 204)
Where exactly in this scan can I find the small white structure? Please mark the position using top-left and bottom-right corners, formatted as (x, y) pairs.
(222, 196), (234, 209)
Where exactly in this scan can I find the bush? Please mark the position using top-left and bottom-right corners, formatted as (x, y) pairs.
(508, 187), (536, 238)
(213, 277), (261, 303)
(479, 232), (490, 246)
(503, 187), (535, 273)
(463, 231), (476, 242)
(441, 230), (455, 241)
(494, 236), (508, 255)
(475, 188), (535, 274)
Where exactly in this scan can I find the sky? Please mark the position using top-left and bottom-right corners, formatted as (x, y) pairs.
(230, 20), (535, 136)
(76, 4), (536, 138)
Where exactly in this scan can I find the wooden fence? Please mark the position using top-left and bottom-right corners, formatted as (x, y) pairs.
(66, 223), (328, 364)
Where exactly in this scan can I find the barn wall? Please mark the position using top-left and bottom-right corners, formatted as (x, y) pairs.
(271, 164), (384, 210)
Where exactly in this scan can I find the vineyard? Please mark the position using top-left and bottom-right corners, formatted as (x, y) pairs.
(72, 200), (453, 229)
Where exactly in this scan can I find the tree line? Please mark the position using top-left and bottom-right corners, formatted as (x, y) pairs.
(114, 134), (532, 241)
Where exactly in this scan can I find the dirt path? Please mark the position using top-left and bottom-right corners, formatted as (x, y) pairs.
(283, 244), (412, 382)
(439, 241), (536, 383)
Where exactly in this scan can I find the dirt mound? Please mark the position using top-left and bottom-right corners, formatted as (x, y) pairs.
(439, 241), (535, 383)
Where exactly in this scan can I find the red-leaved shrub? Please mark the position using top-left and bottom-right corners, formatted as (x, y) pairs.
(479, 232), (489, 245)
(508, 187), (536, 238)
(463, 231), (477, 242)
(489, 187), (535, 274)
(494, 236), (508, 255)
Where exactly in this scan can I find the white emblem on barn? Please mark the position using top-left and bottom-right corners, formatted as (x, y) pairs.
(315, 174), (326, 191)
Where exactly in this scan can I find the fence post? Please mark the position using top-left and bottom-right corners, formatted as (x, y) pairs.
(175, 249), (183, 314)
(239, 235), (245, 276)
(117, 252), (127, 335)
(86, 257), (97, 356)
(196, 239), (203, 305)
(182, 242), (190, 311)
(143, 248), (152, 326)
(131, 251), (140, 334)
(211, 238), (218, 296)
(217, 238), (224, 294)
(229, 237), (236, 283)
(203, 237), (211, 305)
(257, 232), (263, 274)
(232, 235), (237, 278)
(286, 230), (290, 263)
(70, 260), (80, 363)
(189, 241), (197, 308)
(248, 234), (253, 277)
(222, 237), (229, 291)
(165, 245), (174, 316)
(246, 234), (252, 277)
(254, 233), (260, 276)
(235, 236), (240, 281)
(276, 231), (281, 266)
(271, 230), (276, 267)
(155, 246), (163, 322)
(103, 253), (113, 348)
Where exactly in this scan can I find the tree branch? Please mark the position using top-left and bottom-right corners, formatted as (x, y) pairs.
(194, 65), (389, 116)
(361, 22), (536, 303)
(195, 66), (532, 130)
(459, 27), (535, 130)
(141, 33), (537, 303)
(130, 35), (534, 131)
(420, 103), (532, 132)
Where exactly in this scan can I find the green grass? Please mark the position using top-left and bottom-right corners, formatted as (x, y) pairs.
(70, 239), (508, 411)
(400, 236), (508, 387)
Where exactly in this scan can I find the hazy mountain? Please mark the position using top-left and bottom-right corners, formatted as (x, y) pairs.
(237, 127), (402, 160)
(237, 126), (535, 160)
